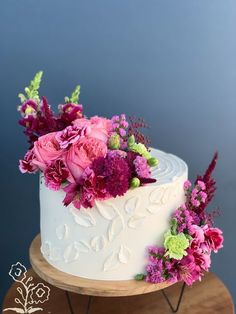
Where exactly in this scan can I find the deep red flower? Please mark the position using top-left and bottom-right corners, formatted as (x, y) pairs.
(92, 155), (131, 198)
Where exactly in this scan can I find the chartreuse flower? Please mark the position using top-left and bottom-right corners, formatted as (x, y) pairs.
(128, 135), (151, 159)
(18, 71), (43, 103)
(128, 135), (159, 166)
(164, 230), (190, 260)
(108, 133), (120, 149)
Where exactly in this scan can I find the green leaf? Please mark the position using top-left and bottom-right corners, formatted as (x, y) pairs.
(170, 218), (178, 235)
(134, 273), (145, 281)
(185, 234), (192, 241)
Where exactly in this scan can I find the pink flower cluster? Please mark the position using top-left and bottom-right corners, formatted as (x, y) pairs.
(137, 153), (224, 286)
(145, 222), (223, 286)
(18, 73), (158, 208)
(19, 112), (156, 209)
(19, 116), (109, 189)
(110, 114), (129, 149)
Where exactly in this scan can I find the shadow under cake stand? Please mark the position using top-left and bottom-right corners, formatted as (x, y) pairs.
(28, 234), (234, 314)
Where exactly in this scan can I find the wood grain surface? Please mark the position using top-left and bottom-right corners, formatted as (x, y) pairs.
(29, 234), (174, 297)
(2, 269), (234, 314)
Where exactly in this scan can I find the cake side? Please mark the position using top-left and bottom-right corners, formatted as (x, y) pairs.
(40, 148), (188, 280)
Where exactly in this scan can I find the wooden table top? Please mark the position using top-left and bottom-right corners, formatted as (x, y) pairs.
(2, 269), (234, 314)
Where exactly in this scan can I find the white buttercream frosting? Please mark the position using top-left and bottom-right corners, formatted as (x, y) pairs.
(150, 148), (187, 184)
(40, 148), (188, 280)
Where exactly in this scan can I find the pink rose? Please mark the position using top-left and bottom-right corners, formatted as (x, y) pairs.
(44, 160), (69, 191)
(73, 116), (112, 143)
(65, 137), (107, 182)
(72, 118), (91, 129)
(19, 149), (38, 173)
(33, 132), (63, 171)
(204, 227), (224, 253)
(90, 116), (112, 143)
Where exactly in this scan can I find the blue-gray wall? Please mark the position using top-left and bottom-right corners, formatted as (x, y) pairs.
(1, 0), (235, 308)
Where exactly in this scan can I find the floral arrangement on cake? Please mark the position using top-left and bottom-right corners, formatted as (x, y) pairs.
(135, 152), (224, 286)
(18, 71), (158, 209)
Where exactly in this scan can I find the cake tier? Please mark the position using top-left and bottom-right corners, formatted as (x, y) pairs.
(40, 148), (188, 280)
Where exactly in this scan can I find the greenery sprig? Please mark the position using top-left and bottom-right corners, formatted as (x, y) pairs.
(18, 71), (43, 103)
(64, 85), (81, 104)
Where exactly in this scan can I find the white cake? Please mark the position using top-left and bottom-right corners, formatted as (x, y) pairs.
(40, 148), (187, 280)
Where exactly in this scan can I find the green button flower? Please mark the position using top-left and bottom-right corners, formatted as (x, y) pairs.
(108, 134), (120, 149)
(164, 230), (190, 260)
(127, 136), (151, 159)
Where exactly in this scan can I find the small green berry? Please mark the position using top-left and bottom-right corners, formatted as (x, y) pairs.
(148, 157), (159, 167)
(130, 177), (140, 188)
(108, 134), (120, 149)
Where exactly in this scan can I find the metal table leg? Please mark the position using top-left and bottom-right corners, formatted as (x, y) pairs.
(161, 282), (186, 313)
(65, 291), (74, 314)
(65, 291), (93, 314)
(86, 296), (93, 314)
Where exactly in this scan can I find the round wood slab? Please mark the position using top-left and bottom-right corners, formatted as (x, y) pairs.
(29, 234), (173, 297)
(3, 269), (234, 314)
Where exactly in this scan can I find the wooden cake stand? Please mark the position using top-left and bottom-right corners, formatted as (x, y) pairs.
(27, 234), (234, 314)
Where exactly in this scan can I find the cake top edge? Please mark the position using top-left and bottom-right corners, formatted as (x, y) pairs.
(149, 148), (188, 185)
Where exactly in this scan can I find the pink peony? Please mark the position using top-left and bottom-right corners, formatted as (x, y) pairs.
(65, 137), (107, 182)
(32, 132), (63, 171)
(73, 116), (112, 143)
(19, 149), (38, 173)
(204, 227), (224, 252)
(44, 160), (69, 190)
